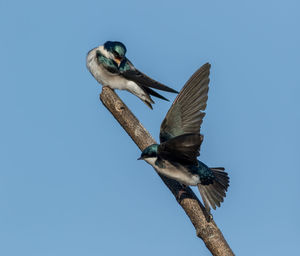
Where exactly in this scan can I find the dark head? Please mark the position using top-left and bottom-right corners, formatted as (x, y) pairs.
(138, 144), (159, 160)
(103, 41), (127, 66)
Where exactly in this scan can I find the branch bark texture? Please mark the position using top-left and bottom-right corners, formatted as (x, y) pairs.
(100, 87), (234, 256)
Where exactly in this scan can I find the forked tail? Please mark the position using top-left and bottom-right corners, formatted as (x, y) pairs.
(198, 167), (229, 212)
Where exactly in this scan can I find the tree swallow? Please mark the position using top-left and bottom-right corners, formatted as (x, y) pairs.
(86, 41), (178, 109)
(138, 63), (229, 212)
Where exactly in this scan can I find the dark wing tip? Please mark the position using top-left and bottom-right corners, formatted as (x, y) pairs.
(122, 68), (178, 94)
(202, 62), (211, 70)
(142, 86), (170, 101)
(167, 88), (179, 94)
(149, 82), (178, 94)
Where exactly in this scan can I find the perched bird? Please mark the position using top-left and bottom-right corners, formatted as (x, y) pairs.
(138, 63), (229, 212)
(86, 41), (178, 109)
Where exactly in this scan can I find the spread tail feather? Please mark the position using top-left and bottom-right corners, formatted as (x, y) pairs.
(198, 167), (229, 212)
(144, 100), (153, 109)
(137, 90), (154, 109)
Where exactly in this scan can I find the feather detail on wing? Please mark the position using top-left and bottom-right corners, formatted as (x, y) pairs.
(160, 63), (210, 143)
(157, 133), (202, 165)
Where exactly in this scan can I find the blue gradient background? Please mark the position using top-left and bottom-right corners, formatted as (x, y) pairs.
(1, 0), (299, 255)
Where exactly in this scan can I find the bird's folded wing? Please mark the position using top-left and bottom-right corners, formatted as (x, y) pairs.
(157, 133), (202, 166)
(159, 63), (210, 143)
(120, 66), (178, 93)
(142, 86), (169, 101)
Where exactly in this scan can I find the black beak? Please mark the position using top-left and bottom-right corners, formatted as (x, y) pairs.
(137, 156), (143, 160)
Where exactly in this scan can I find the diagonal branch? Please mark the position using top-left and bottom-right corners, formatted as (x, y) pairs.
(100, 87), (234, 256)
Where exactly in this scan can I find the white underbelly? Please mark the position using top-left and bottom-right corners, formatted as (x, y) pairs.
(146, 158), (200, 186)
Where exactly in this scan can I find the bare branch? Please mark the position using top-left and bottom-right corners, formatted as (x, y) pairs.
(100, 86), (234, 256)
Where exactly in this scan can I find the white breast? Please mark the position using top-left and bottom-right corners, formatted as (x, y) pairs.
(146, 158), (200, 186)
(86, 48), (127, 90)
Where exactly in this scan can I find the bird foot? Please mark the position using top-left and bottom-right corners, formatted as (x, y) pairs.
(205, 213), (213, 222)
(203, 208), (213, 222)
(176, 185), (188, 202)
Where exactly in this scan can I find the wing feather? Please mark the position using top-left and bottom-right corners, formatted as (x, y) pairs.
(159, 63), (211, 143)
(157, 134), (202, 165)
(120, 59), (178, 93)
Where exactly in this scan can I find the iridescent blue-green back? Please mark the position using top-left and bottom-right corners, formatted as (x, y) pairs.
(190, 161), (215, 185)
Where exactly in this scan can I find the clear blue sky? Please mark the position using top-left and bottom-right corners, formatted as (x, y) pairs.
(1, 0), (299, 255)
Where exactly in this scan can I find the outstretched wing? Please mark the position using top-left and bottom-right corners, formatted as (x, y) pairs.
(120, 58), (178, 94)
(159, 63), (210, 143)
(157, 133), (202, 165)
